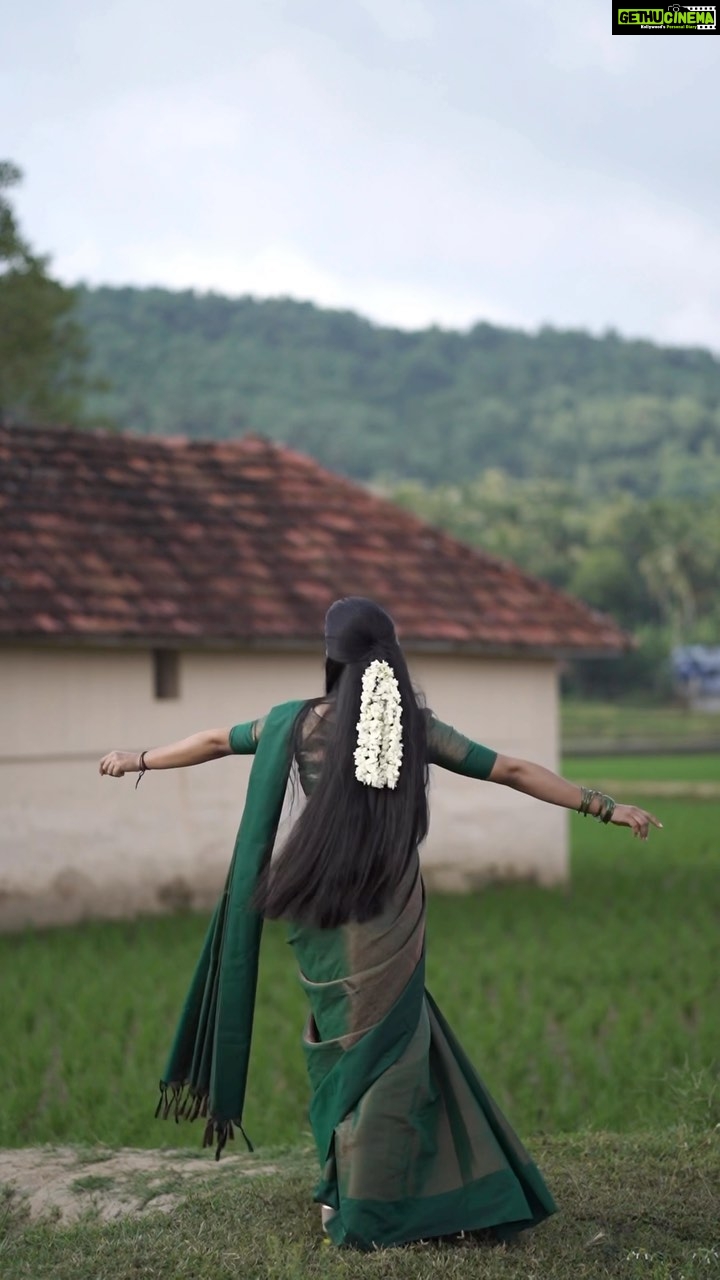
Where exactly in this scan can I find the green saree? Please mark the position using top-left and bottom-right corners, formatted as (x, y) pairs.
(289, 853), (556, 1249)
(158, 698), (557, 1249)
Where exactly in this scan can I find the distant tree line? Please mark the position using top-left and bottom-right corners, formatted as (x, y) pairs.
(76, 285), (720, 502)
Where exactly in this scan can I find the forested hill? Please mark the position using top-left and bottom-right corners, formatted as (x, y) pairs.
(79, 285), (720, 498)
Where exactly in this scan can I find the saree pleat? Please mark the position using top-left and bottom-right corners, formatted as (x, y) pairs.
(290, 856), (557, 1249)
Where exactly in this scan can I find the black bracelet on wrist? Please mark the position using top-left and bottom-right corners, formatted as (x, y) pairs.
(135, 751), (148, 790)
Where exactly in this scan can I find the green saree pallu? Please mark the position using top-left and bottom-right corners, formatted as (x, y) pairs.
(158, 698), (558, 1248)
(155, 699), (306, 1153)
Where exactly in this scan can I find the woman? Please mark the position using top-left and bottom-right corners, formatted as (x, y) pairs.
(100, 596), (660, 1250)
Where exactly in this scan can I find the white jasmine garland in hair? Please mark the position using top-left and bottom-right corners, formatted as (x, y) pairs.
(354, 659), (403, 788)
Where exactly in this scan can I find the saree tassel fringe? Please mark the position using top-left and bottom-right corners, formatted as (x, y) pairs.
(154, 1083), (165, 1120)
(174, 1086), (190, 1122)
(162, 1086), (178, 1120)
(201, 1117), (236, 1161)
(238, 1123), (254, 1153)
(156, 1081), (251, 1161)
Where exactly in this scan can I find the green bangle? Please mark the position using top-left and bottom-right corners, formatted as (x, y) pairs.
(578, 787), (615, 823)
(578, 786), (596, 816)
(598, 795), (616, 824)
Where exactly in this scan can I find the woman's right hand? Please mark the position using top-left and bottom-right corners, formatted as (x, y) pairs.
(610, 803), (662, 840)
(99, 750), (142, 778)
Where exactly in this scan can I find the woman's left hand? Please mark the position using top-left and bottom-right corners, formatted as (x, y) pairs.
(99, 750), (141, 778)
(610, 804), (662, 840)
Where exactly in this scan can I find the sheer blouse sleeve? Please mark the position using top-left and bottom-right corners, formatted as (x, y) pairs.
(228, 715), (266, 755)
(425, 710), (498, 781)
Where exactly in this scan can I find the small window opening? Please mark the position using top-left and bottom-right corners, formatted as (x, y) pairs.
(153, 649), (181, 699)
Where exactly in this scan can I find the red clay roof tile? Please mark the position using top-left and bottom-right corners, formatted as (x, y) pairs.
(0, 424), (630, 654)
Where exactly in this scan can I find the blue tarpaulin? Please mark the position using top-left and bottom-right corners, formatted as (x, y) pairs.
(672, 646), (720, 697)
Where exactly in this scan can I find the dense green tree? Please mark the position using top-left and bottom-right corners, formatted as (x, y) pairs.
(76, 285), (720, 500)
(0, 161), (90, 424)
(384, 473), (720, 698)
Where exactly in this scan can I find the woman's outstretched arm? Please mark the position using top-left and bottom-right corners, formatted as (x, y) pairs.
(99, 729), (233, 778)
(489, 754), (662, 840)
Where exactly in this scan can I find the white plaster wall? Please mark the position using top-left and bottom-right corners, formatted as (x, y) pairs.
(413, 653), (565, 890)
(0, 646), (566, 930)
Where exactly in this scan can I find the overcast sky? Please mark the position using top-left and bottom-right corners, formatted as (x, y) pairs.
(4, 0), (719, 349)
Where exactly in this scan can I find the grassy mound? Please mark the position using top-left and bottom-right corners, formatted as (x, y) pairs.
(1, 1132), (718, 1279)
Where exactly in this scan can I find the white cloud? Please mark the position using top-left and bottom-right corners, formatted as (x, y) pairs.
(356, 0), (435, 42)
(65, 238), (522, 332)
(524, 0), (636, 73)
(660, 300), (720, 350)
(4, 0), (720, 353)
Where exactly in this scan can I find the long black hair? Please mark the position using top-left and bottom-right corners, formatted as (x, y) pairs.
(254, 597), (430, 929)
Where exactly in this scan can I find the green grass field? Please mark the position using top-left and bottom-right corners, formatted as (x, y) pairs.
(562, 700), (720, 752)
(562, 753), (720, 783)
(1, 797), (717, 1152)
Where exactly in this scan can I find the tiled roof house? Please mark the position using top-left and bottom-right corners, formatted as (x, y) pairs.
(1, 423), (627, 655)
(0, 423), (628, 929)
